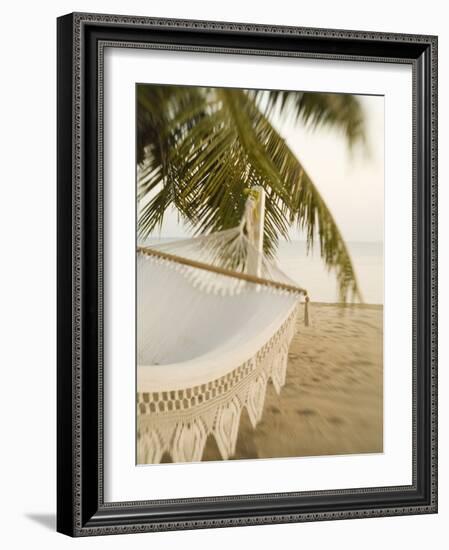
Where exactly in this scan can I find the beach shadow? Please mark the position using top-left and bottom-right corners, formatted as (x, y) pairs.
(25, 513), (56, 531)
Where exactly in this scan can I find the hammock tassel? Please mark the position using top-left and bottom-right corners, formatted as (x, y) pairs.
(304, 295), (310, 327)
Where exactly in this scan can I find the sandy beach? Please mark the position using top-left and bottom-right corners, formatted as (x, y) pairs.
(202, 302), (383, 461)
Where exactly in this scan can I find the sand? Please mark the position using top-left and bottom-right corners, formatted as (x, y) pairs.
(202, 302), (383, 461)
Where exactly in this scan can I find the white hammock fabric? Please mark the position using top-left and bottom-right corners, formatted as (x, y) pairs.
(137, 196), (307, 464)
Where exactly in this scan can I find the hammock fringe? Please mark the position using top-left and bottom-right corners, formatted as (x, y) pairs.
(137, 305), (298, 464)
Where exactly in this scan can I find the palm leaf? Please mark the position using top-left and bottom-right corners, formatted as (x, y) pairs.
(251, 89), (366, 147)
(137, 85), (364, 301)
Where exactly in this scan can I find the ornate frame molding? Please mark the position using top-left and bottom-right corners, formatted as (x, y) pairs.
(57, 12), (438, 536)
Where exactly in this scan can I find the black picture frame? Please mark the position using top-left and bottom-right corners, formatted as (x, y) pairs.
(57, 12), (438, 536)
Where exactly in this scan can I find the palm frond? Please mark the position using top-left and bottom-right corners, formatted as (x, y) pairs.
(250, 89), (365, 147)
(223, 90), (362, 301)
(136, 85), (365, 301)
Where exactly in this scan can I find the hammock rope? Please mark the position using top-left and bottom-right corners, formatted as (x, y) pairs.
(137, 188), (310, 464)
(137, 245), (308, 296)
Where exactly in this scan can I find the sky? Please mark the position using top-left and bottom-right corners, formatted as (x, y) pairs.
(273, 94), (384, 243)
(140, 92), (384, 244)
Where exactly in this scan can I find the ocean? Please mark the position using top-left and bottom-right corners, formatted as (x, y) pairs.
(143, 237), (383, 305)
(277, 241), (383, 305)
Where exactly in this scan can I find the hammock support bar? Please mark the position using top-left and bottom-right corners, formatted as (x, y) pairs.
(137, 245), (308, 296)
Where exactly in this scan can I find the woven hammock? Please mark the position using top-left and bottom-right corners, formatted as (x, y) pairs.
(137, 189), (308, 464)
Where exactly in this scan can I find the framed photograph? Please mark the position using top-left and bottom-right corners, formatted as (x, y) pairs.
(57, 12), (438, 536)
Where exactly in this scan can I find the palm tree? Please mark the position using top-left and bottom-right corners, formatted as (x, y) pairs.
(137, 85), (365, 302)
